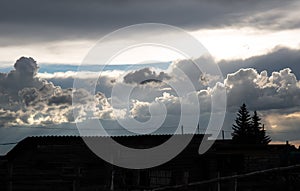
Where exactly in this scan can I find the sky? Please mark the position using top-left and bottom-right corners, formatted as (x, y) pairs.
(1, 0), (300, 153)
(1, 0), (300, 64)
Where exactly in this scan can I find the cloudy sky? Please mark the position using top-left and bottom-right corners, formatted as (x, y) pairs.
(1, 0), (300, 153)
(1, 0), (300, 64)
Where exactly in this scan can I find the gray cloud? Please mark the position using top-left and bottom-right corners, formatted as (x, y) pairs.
(0, 57), (115, 126)
(1, 55), (300, 144)
(128, 67), (300, 141)
(0, 0), (297, 46)
(219, 47), (300, 78)
(0, 57), (43, 93)
(123, 68), (170, 84)
(243, 1), (300, 30)
(224, 68), (300, 111)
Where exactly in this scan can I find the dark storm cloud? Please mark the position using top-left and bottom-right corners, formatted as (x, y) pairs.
(0, 57), (44, 95)
(123, 68), (170, 84)
(0, 0), (297, 45)
(219, 47), (300, 78)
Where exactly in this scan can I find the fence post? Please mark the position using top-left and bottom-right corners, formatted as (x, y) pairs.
(234, 173), (237, 191)
(8, 162), (13, 191)
(217, 172), (220, 191)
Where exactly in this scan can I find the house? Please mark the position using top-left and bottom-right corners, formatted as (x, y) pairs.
(0, 134), (299, 191)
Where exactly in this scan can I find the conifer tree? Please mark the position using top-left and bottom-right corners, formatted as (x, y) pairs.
(251, 111), (271, 144)
(232, 103), (252, 143)
(232, 104), (271, 144)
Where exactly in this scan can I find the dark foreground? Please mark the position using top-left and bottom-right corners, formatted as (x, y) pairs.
(0, 134), (300, 191)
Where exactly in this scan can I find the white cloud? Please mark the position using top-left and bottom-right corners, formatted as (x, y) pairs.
(1, 56), (300, 143)
(225, 68), (300, 110)
(0, 57), (118, 127)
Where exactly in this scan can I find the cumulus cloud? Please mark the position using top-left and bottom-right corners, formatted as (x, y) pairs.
(169, 57), (221, 90)
(124, 66), (300, 140)
(38, 71), (123, 98)
(123, 67), (170, 84)
(1, 56), (300, 144)
(0, 57), (116, 127)
(0, 57), (42, 93)
(225, 68), (300, 110)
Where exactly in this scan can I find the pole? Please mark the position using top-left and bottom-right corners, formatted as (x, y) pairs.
(234, 172), (237, 191)
(73, 179), (76, 191)
(110, 155), (114, 191)
(197, 123), (200, 134)
(8, 162), (13, 191)
(217, 172), (220, 191)
(110, 170), (114, 191)
(222, 130), (225, 140)
(181, 125), (184, 135)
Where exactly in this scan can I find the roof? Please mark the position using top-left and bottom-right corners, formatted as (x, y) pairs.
(3, 134), (209, 158)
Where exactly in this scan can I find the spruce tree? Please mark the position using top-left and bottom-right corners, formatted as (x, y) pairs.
(232, 104), (272, 144)
(251, 111), (271, 144)
(232, 103), (252, 143)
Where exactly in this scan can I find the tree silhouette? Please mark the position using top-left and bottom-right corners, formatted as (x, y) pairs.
(232, 104), (271, 144)
(251, 111), (271, 144)
(232, 103), (252, 143)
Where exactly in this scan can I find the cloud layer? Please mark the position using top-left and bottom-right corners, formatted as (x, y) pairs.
(0, 0), (298, 46)
(1, 55), (300, 143)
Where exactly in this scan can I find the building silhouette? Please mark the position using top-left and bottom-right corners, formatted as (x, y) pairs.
(0, 134), (299, 191)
